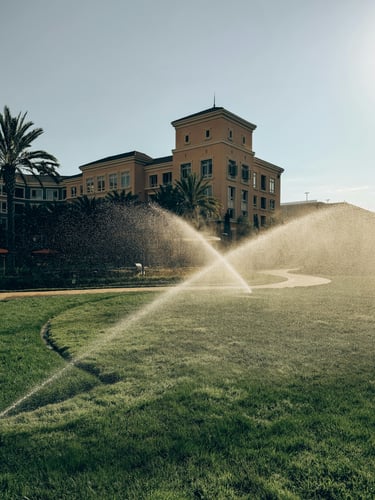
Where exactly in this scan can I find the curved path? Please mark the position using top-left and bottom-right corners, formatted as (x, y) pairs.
(0, 269), (330, 301)
(253, 269), (331, 289)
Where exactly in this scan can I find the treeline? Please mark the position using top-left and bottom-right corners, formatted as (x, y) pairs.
(0, 193), (222, 288)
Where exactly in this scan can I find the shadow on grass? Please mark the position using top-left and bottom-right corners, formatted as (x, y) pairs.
(1, 376), (375, 499)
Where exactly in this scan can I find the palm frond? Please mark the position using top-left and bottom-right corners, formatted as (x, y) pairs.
(175, 173), (221, 221)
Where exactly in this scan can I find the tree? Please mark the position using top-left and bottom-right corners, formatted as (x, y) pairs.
(105, 190), (138, 206)
(174, 173), (221, 227)
(71, 195), (103, 217)
(236, 215), (252, 240)
(17, 203), (49, 252)
(152, 184), (181, 213)
(0, 106), (59, 271)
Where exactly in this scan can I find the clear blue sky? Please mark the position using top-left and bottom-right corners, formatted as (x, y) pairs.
(2, 0), (375, 211)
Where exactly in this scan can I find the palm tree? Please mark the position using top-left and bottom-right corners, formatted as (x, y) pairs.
(71, 195), (103, 217)
(152, 184), (181, 213)
(0, 106), (59, 271)
(175, 173), (221, 227)
(105, 190), (138, 206)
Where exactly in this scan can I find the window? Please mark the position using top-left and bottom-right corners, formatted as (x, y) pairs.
(205, 129), (211, 139)
(253, 214), (259, 228)
(180, 162), (191, 179)
(228, 160), (237, 178)
(184, 134), (190, 144)
(242, 135), (246, 145)
(269, 178), (275, 194)
(253, 195), (257, 208)
(201, 159), (213, 178)
(261, 174), (267, 191)
(15, 187), (25, 198)
(1, 201), (7, 213)
(261, 215), (266, 227)
(71, 186), (77, 198)
(241, 190), (248, 213)
(46, 189), (58, 201)
(149, 174), (158, 187)
(87, 177), (94, 193)
(261, 197), (267, 209)
(269, 199), (275, 210)
(0, 183), (3, 195)
(241, 164), (249, 182)
(228, 129), (233, 140)
(97, 175), (105, 192)
(162, 172), (172, 185)
(252, 172), (257, 189)
(203, 185), (213, 197)
(109, 173), (118, 191)
(79, 185), (83, 195)
(227, 208), (235, 219)
(31, 188), (43, 200)
(121, 171), (130, 189)
(228, 186), (235, 209)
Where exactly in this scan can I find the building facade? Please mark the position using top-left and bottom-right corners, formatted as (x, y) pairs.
(65, 107), (284, 230)
(0, 106), (284, 238)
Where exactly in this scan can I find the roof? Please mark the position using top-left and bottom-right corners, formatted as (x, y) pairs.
(146, 155), (173, 166)
(173, 106), (224, 122)
(80, 150), (152, 168)
(281, 200), (319, 206)
(171, 106), (257, 130)
(254, 156), (284, 174)
(15, 173), (62, 185)
(64, 173), (82, 181)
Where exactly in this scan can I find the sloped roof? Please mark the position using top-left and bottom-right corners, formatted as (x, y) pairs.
(172, 106), (257, 130)
(146, 155), (173, 165)
(80, 150), (152, 168)
(173, 106), (224, 122)
(254, 156), (284, 173)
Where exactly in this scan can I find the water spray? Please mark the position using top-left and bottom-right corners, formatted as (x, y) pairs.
(3, 203), (369, 418)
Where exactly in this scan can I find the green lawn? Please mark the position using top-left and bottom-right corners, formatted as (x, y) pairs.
(1, 276), (375, 499)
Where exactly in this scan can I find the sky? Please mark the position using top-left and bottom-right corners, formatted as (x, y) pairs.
(1, 0), (375, 211)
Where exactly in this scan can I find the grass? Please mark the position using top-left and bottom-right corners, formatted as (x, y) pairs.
(1, 275), (375, 498)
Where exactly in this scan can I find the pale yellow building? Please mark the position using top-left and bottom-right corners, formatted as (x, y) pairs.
(0, 107), (284, 239)
(65, 106), (284, 230)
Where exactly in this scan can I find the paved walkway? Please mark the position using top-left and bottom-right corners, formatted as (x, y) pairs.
(0, 270), (331, 301)
(253, 269), (331, 289)
(0, 286), (167, 301)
